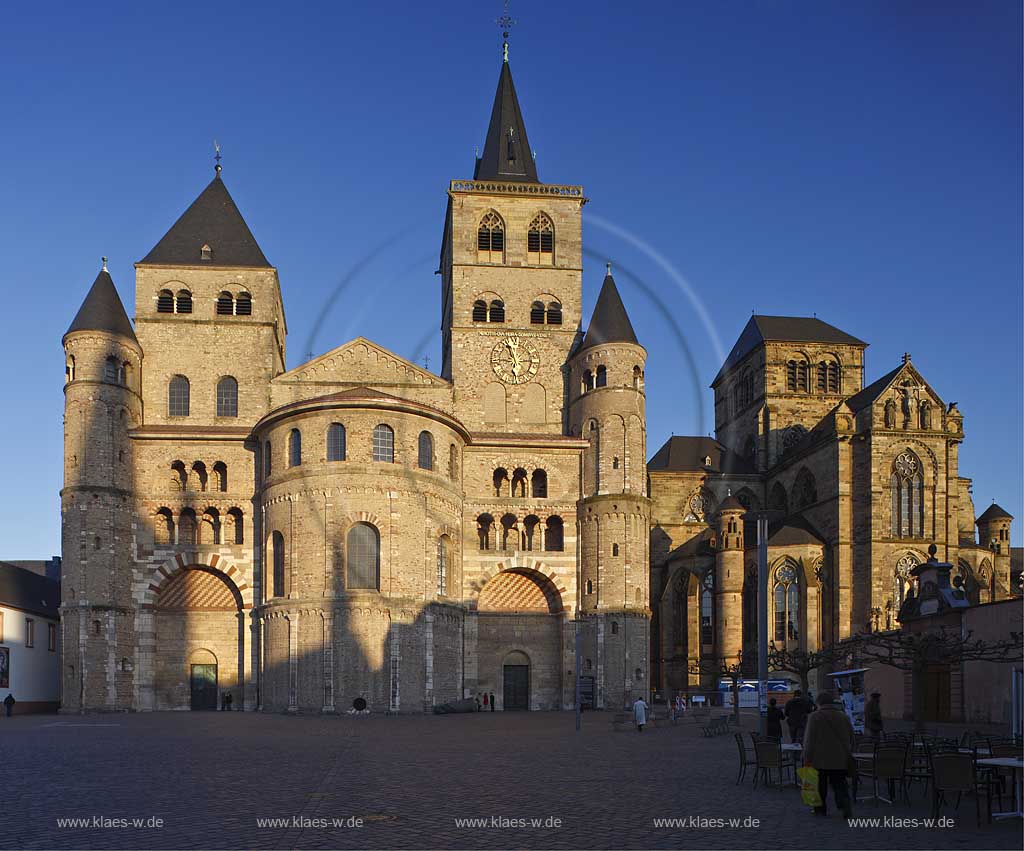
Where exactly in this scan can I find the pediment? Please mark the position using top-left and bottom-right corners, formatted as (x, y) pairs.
(275, 337), (446, 388)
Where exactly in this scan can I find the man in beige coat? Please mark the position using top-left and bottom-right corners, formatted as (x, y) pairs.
(802, 691), (854, 818)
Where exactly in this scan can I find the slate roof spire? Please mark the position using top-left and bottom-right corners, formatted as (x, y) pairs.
(64, 261), (138, 344)
(474, 53), (539, 183)
(140, 170), (271, 267)
(578, 266), (639, 352)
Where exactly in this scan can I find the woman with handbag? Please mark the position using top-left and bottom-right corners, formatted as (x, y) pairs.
(802, 691), (855, 819)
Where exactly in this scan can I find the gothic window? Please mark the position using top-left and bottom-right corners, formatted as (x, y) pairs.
(216, 376), (238, 417)
(700, 571), (714, 646)
(493, 468), (509, 497)
(372, 424), (394, 462)
(772, 561), (800, 643)
(477, 212), (505, 263)
(346, 523), (380, 590)
(157, 289), (174, 313)
(168, 375), (190, 417)
(154, 508), (174, 545)
(227, 508), (244, 545)
(531, 469), (547, 498)
(288, 429), (302, 467)
(894, 554), (918, 611)
(546, 301), (562, 325)
(527, 213), (554, 265)
(792, 467), (818, 510)
(175, 290), (193, 314)
(477, 514), (494, 550)
(327, 423), (346, 462)
(472, 300), (488, 322)
(271, 531), (285, 597)
(178, 509), (197, 546)
(684, 490), (709, 523)
(418, 431), (434, 471)
(436, 535), (449, 597)
(781, 424), (807, 455)
(235, 292), (252, 315)
(530, 300), (546, 324)
(596, 365), (607, 387)
(769, 481), (788, 515)
(216, 292), (234, 315)
(488, 299), (505, 323)
(890, 451), (925, 538)
(544, 516), (564, 552)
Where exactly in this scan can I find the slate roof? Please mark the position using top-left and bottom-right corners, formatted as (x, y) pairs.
(0, 561), (60, 619)
(474, 60), (539, 183)
(767, 515), (825, 547)
(578, 271), (639, 352)
(977, 503), (1014, 523)
(712, 315), (866, 386)
(648, 436), (755, 475)
(140, 172), (271, 267)
(64, 269), (138, 344)
(844, 364), (904, 414)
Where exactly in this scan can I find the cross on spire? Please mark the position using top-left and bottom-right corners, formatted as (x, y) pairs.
(497, 0), (516, 62)
(214, 139), (222, 174)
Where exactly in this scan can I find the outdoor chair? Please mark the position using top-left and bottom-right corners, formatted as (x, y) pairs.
(734, 732), (756, 784)
(753, 739), (794, 789)
(857, 744), (909, 805)
(984, 742), (1024, 808)
(930, 751), (996, 826)
(904, 740), (934, 797)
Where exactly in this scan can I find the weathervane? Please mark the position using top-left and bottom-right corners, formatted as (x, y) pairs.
(214, 139), (222, 173)
(497, 0), (516, 62)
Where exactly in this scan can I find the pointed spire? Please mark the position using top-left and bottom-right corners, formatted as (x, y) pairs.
(64, 263), (138, 344)
(474, 59), (538, 183)
(140, 173), (270, 267)
(578, 268), (639, 352)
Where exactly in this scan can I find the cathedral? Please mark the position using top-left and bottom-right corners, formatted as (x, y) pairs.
(59, 48), (1014, 714)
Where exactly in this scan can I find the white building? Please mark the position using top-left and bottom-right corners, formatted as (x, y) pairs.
(0, 561), (60, 713)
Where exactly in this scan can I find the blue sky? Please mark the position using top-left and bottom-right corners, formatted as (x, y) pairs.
(1, 1), (1020, 556)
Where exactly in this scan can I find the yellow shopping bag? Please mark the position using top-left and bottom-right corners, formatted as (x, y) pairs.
(798, 766), (823, 808)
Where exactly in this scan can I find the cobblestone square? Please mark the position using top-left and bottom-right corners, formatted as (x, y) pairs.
(1, 711), (1019, 850)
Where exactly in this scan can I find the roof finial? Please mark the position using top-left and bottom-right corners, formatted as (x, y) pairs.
(214, 139), (222, 174)
(497, 0), (516, 62)
(101, 256), (108, 272)
(606, 261), (612, 276)
(902, 352), (911, 364)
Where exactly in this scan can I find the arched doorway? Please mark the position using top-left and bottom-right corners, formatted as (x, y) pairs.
(502, 650), (530, 711)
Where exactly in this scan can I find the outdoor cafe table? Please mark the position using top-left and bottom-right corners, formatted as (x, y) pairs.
(976, 757), (1024, 820)
(780, 743), (802, 786)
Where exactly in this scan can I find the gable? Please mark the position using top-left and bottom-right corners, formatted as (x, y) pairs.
(853, 362), (946, 430)
(276, 337), (447, 389)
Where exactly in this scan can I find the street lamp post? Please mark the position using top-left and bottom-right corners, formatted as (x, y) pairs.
(757, 513), (769, 736)
(574, 619), (582, 732)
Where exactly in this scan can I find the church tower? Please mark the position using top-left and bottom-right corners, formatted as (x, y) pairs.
(569, 268), (651, 707)
(439, 50), (584, 434)
(61, 263), (143, 711)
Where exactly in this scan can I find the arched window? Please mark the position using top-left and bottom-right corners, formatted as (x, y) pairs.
(263, 441), (272, 477)
(527, 213), (554, 265)
(894, 554), (918, 611)
(65, 354), (75, 383)
(227, 508), (244, 545)
(103, 357), (119, 383)
(586, 579), (593, 595)
(436, 536), (449, 597)
(546, 301), (562, 325)
(523, 514), (540, 551)
(488, 299), (505, 323)
(633, 365), (643, 389)
(178, 509), (197, 546)
(191, 461), (208, 492)
(769, 481), (788, 515)
(530, 300), (546, 324)
(175, 290), (193, 314)
(772, 561), (800, 642)
(212, 461), (227, 493)
(157, 289), (174, 313)
(448, 444), (458, 480)
(472, 300), (488, 322)
(531, 469), (547, 498)
(611, 621), (618, 634)
(271, 531), (285, 598)
(511, 468), (527, 497)
(216, 376), (238, 417)
(786, 358), (809, 392)
(235, 292), (252, 316)
(171, 460), (187, 491)
(168, 375), (190, 417)
(544, 516), (564, 552)
(346, 523), (380, 590)
(327, 423), (346, 462)
(417, 431), (434, 471)
(477, 514), (494, 550)
(582, 370), (593, 393)
(890, 450), (925, 538)
(372, 424), (394, 462)
(477, 211), (505, 263)
(500, 513), (518, 550)
(700, 571), (714, 645)
(493, 468), (509, 497)
(596, 365), (607, 387)
(792, 467), (818, 510)
(216, 292), (234, 315)
(612, 543), (620, 557)
(288, 429), (302, 467)
(154, 508), (174, 545)
(202, 508), (221, 545)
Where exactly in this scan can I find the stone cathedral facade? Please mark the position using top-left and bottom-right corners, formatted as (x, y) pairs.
(60, 52), (650, 713)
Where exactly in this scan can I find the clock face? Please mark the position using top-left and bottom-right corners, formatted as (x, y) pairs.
(490, 336), (540, 385)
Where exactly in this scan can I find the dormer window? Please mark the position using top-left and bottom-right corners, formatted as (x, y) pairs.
(201, 244), (212, 261)
(703, 455), (712, 467)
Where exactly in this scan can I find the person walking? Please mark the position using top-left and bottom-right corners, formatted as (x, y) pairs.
(802, 691), (854, 819)
(785, 690), (810, 743)
(632, 696), (648, 732)
(864, 692), (883, 740)
(489, 692), (495, 712)
(766, 698), (785, 739)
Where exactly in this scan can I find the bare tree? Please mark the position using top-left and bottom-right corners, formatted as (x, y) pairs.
(844, 628), (1022, 729)
(767, 644), (851, 694)
(689, 651), (751, 726)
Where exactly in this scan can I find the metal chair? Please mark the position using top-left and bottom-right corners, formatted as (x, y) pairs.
(858, 744), (909, 805)
(734, 732), (756, 785)
(930, 751), (995, 826)
(753, 739), (794, 789)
